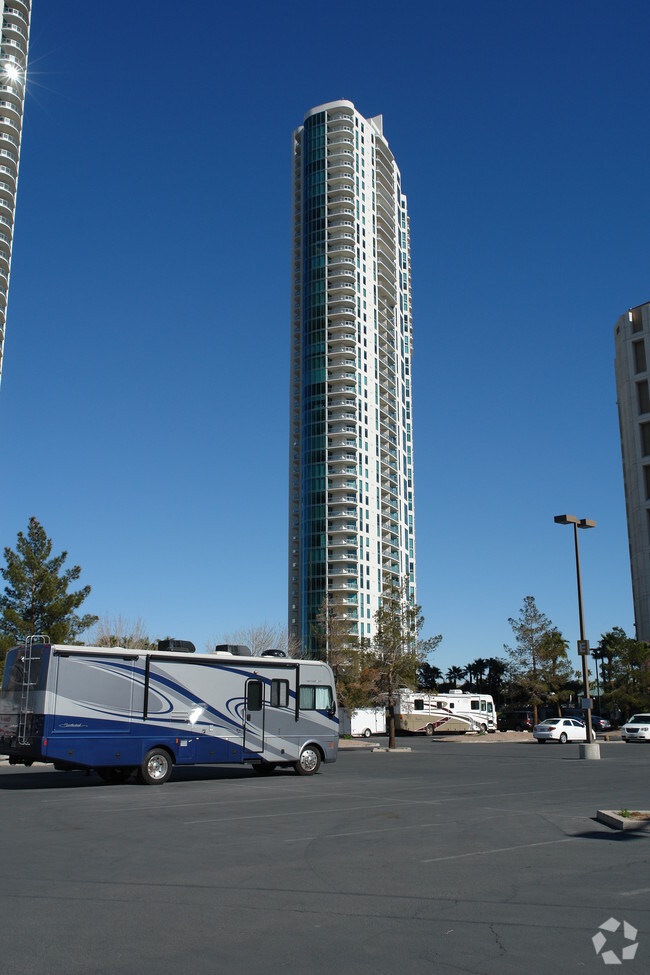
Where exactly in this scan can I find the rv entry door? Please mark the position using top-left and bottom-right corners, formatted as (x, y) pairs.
(243, 678), (264, 753)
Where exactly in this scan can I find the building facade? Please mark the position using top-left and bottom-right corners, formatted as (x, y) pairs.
(0, 0), (31, 389)
(614, 301), (650, 641)
(289, 100), (416, 657)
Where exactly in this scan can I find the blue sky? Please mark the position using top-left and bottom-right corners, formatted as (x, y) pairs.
(1, 0), (649, 671)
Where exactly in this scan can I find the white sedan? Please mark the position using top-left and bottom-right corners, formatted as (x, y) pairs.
(533, 717), (586, 744)
(621, 714), (650, 742)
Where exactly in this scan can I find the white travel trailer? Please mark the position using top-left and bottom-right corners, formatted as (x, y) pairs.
(0, 638), (339, 783)
(394, 688), (496, 734)
(340, 706), (386, 738)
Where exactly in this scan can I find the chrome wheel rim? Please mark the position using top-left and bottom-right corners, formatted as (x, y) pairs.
(300, 748), (318, 772)
(147, 754), (169, 779)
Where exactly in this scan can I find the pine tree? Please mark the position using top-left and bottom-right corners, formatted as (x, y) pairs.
(505, 595), (553, 725)
(366, 580), (441, 748)
(0, 517), (98, 645)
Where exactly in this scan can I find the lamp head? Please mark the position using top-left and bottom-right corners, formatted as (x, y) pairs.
(554, 514), (578, 525)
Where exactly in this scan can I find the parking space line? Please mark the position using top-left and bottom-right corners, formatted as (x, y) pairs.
(184, 800), (402, 826)
(422, 837), (578, 863)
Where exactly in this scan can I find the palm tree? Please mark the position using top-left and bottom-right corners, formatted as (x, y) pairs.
(463, 662), (475, 691)
(485, 657), (507, 705)
(473, 657), (488, 692)
(417, 662), (443, 690)
(446, 665), (466, 689)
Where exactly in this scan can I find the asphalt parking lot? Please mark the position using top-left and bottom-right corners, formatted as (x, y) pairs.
(2, 738), (649, 975)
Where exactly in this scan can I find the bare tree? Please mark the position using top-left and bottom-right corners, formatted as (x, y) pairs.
(90, 614), (153, 650)
(208, 622), (298, 657)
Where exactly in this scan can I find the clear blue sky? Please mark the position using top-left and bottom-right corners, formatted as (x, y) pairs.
(1, 0), (649, 671)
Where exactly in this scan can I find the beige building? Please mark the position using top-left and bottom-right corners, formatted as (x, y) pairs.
(289, 101), (416, 656)
(614, 300), (650, 641)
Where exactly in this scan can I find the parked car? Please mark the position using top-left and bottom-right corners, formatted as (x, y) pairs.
(621, 714), (650, 742)
(533, 717), (586, 744)
(561, 709), (611, 733)
(590, 714), (612, 732)
(498, 710), (534, 732)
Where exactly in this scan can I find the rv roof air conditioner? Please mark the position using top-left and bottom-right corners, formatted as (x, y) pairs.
(158, 639), (196, 653)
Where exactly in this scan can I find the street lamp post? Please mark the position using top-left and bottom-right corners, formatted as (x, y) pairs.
(554, 514), (597, 753)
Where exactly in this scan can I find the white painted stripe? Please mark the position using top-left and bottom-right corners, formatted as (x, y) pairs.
(422, 837), (578, 863)
(184, 800), (401, 825)
(285, 821), (442, 842)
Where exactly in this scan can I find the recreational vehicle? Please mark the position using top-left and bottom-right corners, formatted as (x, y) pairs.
(0, 637), (339, 783)
(394, 688), (496, 734)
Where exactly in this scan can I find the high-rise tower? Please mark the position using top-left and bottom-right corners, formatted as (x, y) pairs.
(289, 100), (416, 656)
(614, 300), (650, 641)
(0, 0), (31, 389)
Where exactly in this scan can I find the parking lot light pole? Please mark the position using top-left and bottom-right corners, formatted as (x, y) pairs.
(554, 514), (598, 755)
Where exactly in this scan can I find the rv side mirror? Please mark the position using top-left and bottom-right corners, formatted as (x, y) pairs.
(327, 703), (337, 717)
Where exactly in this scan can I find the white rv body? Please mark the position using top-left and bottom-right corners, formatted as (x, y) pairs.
(395, 688), (496, 734)
(0, 641), (339, 782)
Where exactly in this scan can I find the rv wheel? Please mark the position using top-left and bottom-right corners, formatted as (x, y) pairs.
(294, 746), (321, 776)
(139, 748), (172, 785)
(425, 724), (435, 736)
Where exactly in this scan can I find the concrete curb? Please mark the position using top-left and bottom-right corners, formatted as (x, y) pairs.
(337, 739), (375, 750)
(597, 809), (650, 831)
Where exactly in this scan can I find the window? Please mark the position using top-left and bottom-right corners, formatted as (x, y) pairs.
(4, 650), (44, 691)
(481, 701), (487, 711)
(634, 341), (647, 374)
(414, 698), (424, 711)
(471, 700), (479, 710)
(246, 680), (263, 711)
(644, 466), (650, 500)
(299, 684), (333, 710)
(270, 679), (289, 708)
(641, 422), (650, 457)
(637, 381), (650, 415)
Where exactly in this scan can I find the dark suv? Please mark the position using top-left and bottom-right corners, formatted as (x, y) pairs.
(498, 710), (534, 732)
(562, 708), (611, 732)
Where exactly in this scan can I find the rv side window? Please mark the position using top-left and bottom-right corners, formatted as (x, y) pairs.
(246, 680), (263, 711)
(299, 685), (333, 710)
(270, 679), (289, 708)
(481, 701), (487, 712)
(488, 702), (493, 713)
(471, 700), (479, 710)
(414, 699), (424, 711)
